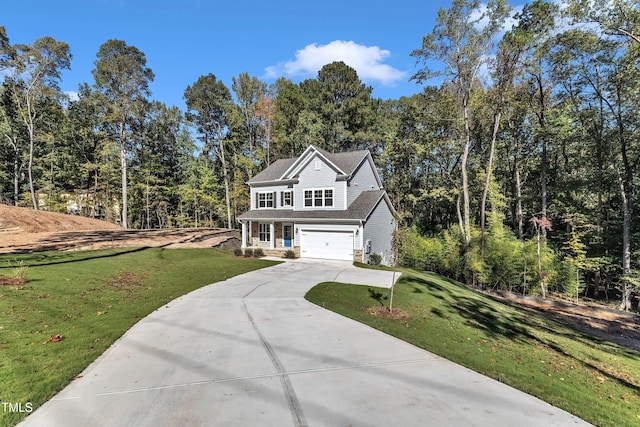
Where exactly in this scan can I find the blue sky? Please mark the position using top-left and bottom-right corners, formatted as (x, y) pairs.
(3, 0), (518, 109)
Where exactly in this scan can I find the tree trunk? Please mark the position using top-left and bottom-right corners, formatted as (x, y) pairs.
(25, 97), (38, 210)
(481, 106), (503, 257)
(13, 149), (19, 206)
(461, 100), (472, 246)
(119, 121), (128, 229)
(456, 187), (464, 238)
(614, 88), (634, 310)
(8, 136), (19, 206)
(537, 226), (546, 299)
(535, 74), (548, 238)
(514, 140), (524, 240)
(617, 167), (633, 311)
(217, 134), (233, 229)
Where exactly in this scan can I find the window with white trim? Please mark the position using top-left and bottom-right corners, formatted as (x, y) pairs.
(281, 191), (293, 207)
(304, 188), (334, 207)
(259, 223), (270, 242)
(257, 192), (274, 208)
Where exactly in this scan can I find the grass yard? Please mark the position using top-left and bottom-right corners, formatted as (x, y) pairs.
(305, 270), (640, 427)
(0, 247), (278, 427)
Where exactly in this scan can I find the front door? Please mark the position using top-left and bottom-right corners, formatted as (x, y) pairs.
(283, 225), (292, 248)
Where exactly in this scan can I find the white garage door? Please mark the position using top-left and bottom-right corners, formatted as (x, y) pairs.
(300, 230), (354, 261)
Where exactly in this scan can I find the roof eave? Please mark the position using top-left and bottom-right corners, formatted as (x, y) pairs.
(279, 145), (347, 180)
(238, 216), (362, 223)
(248, 179), (299, 187)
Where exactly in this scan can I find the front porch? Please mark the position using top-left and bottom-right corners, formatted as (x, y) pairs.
(240, 220), (298, 255)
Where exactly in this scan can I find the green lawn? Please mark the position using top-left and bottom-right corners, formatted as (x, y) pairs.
(0, 248), (278, 427)
(305, 270), (640, 427)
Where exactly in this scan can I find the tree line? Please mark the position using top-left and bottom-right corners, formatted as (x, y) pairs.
(1, 0), (638, 310)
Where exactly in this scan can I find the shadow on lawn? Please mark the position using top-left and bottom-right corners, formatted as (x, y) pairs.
(0, 246), (153, 268)
(405, 271), (640, 392)
(368, 288), (388, 306)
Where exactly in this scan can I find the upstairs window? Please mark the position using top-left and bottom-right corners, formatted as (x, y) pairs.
(304, 188), (334, 207)
(257, 192), (274, 208)
(281, 191), (293, 207)
(324, 189), (333, 206)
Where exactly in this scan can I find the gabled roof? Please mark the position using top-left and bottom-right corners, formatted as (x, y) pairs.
(247, 145), (371, 185)
(237, 190), (395, 222)
(315, 147), (370, 178)
(248, 158), (296, 184)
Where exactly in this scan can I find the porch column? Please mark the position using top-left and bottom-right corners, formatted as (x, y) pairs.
(248, 221), (252, 246)
(270, 222), (275, 249)
(241, 221), (247, 248)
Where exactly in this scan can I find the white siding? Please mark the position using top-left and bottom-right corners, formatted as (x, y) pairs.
(250, 185), (292, 209)
(347, 158), (382, 207)
(362, 199), (396, 265)
(294, 154), (345, 211)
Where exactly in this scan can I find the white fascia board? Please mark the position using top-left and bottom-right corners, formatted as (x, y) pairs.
(279, 145), (317, 179)
(257, 217), (361, 224)
(250, 179), (298, 187)
(280, 146), (347, 180)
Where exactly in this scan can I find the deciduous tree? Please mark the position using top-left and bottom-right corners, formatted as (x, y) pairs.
(5, 36), (71, 209)
(184, 74), (234, 228)
(92, 39), (154, 228)
(411, 0), (509, 245)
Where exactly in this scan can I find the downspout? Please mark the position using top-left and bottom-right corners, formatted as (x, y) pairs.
(358, 220), (364, 263)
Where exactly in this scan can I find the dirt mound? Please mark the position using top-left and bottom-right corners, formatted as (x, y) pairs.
(0, 203), (240, 253)
(0, 204), (119, 234)
(492, 291), (640, 354)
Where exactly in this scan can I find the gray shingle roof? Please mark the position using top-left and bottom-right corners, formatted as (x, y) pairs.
(237, 190), (387, 222)
(248, 158), (296, 183)
(316, 147), (369, 176)
(247, 146), (369, 184)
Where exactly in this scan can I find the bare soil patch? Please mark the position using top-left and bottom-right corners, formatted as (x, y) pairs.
(492, 291), (640, 354)
(365, 305), (412, 320)
(0, 276), (28, 286)
(0, 204), (240, 253)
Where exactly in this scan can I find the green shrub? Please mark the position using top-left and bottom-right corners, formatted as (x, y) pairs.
(243, 248), (253, 258)
(253, 248), (264, 257)
(368, 252), (382, 266)
(233, 248), (243, 257)
(396, 223), (563, 294)
(396, 226), (446, 273)
(283, 250), (296, 259)
(8, 259), (28, 280)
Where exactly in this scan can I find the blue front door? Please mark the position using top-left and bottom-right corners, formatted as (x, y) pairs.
(283, 225), (292, 248)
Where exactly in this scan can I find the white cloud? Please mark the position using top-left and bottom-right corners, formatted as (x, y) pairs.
(470, 3), (524, 35)
(265, 40), (407, 86)
(64, 91), (79, 102)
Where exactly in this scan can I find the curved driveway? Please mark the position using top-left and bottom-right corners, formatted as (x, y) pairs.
(21, 259), (589, 426)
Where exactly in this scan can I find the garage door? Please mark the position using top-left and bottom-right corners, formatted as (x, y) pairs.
(300, 230), (354, 261)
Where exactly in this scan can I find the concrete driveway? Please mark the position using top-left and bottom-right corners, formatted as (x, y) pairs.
(21, 259), (589, 426)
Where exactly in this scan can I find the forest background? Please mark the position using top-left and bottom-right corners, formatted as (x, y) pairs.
(1, 0), (639, 310)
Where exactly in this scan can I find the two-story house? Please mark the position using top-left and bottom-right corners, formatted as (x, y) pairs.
(237, 145), (397, 264)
